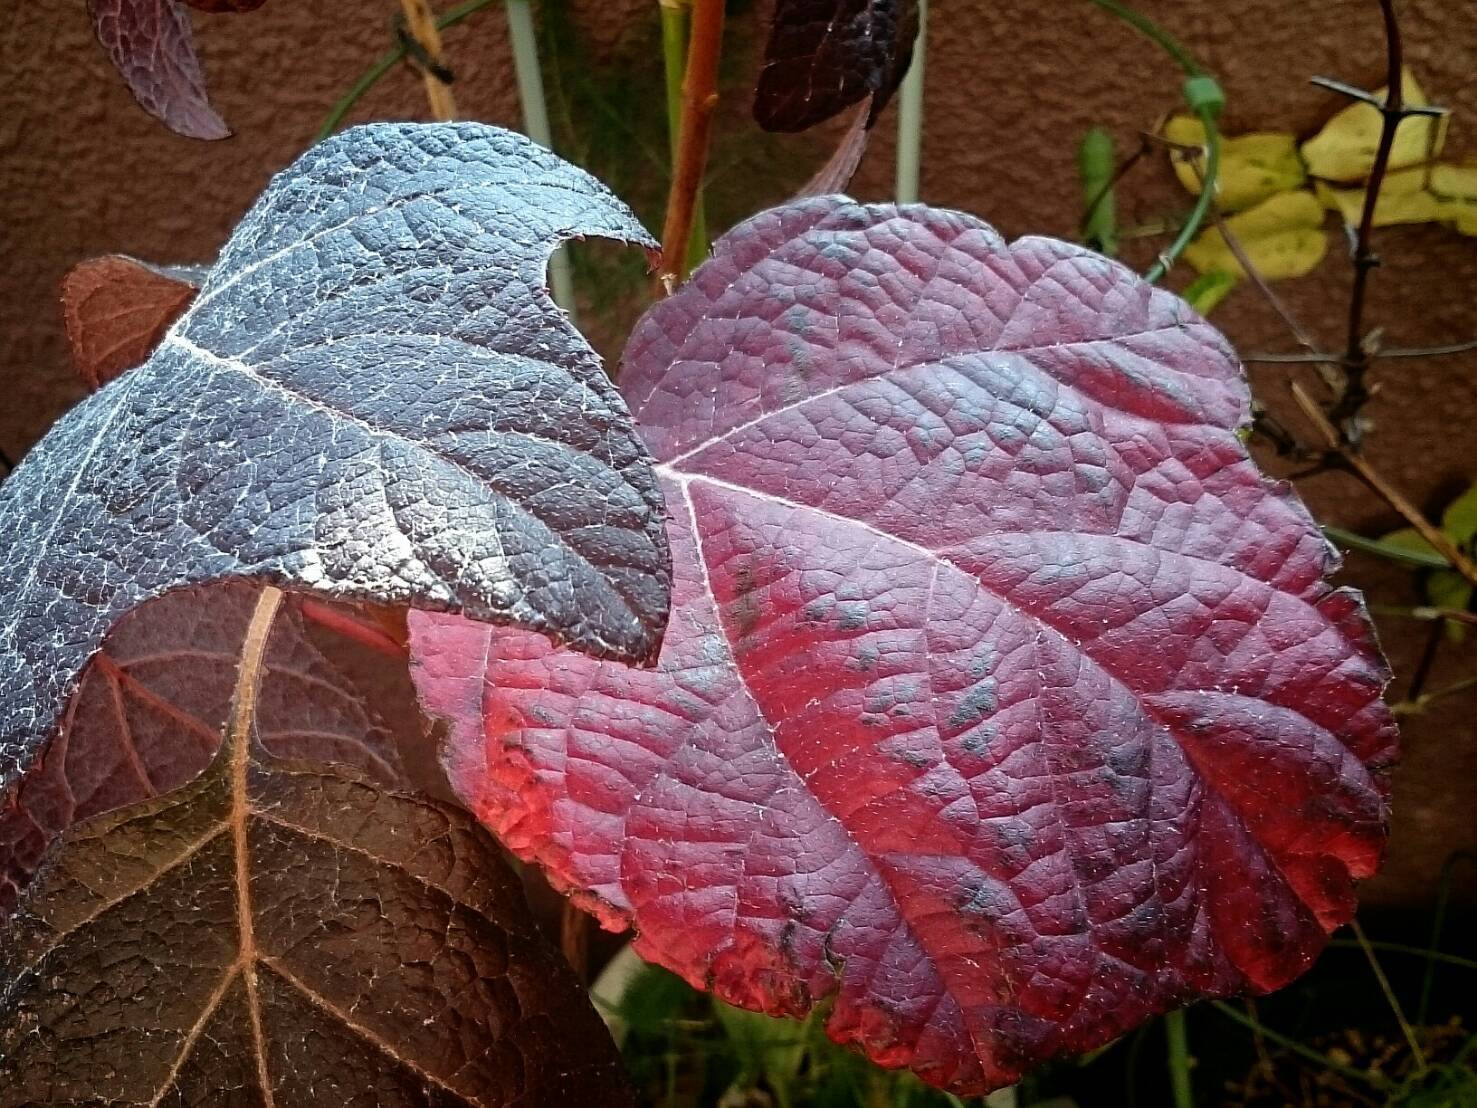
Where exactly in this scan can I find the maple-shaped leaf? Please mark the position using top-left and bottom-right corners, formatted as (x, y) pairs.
(61, 255), (202, 391)
(409, 198), (1398, 1094)
(0, 595), (631, 1105)
(754, 0), (919, 133)
(0, 123), (670, 860)
(87, 0), (248, 140)
(0, 582), (432, 912)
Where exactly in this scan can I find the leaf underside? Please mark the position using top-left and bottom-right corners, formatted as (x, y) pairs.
(87, 0), (232, 139)
(754, 0), (919, 132)
(0, 582), (433, 912)
(0, 735), (632, 1106)
(0, 124), (670, 845)
(410, 197), (1398, 1094)
(61, 255), (202, 391)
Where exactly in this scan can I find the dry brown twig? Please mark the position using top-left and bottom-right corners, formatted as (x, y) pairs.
(398, 0), (458, 122)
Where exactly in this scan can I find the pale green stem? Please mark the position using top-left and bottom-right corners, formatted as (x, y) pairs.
(894, 0), (927, 202)
(506, 0), (578, 317)
(1165, 1009), (1193, 1108)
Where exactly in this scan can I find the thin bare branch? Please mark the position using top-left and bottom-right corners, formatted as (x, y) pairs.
(658, 0), (725, 288)
(1292, 382), (1477, 588)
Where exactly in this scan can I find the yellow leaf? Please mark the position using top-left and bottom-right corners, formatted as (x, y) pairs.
(1316, 163), (1477, 234)
(1166, 116), (1305, 212)
(1431, 163), (1477, 235)
(1301, 68), (1448, 183)
(1315, 168), (1443, 226)
(1183, 190), (1329, 279)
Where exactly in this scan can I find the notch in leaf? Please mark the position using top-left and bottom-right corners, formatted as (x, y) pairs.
(0, 588), (633, 1106)
(410, 196), (1398, 1094)
(0, 123), (672, 864)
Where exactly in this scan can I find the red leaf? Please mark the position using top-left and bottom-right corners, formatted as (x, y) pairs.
(409, 198), (1398, 1093)
(60, 255), (200, 391)
(87, 0), (232, 140)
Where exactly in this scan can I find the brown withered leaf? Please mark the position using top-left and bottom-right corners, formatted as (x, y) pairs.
(0, 594), (632, 1106)
(61, 256), (201, 391)
(0, 582), (435, 913)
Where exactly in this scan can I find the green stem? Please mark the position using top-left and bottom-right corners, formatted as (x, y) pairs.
(894, 0), (928, 202)
(505, 0), (577, 316)
(1164, 1009), (1193, 1108)
(1085, 0), (1220, 283)
(660, 2), (707, 274)
(1323, 525), (1452, 570)
(316, 0), (499, 142)
(1210, 1001), (1392, 1090)
(1350, 918), (1426, 1073)
(1419, 852), (1475, 1024)
(1327, 938), (1477, 973)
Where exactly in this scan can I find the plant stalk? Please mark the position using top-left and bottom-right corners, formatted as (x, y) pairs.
(1327, 0), (1407, 442)
(1211, 1001), (1392, 1090)
(1292, 382), (1477, 588)
(660, 1), (708, 275)
(657, 0), (724, 287)
(1164, 1009), (1193, 1108)
(505, 0), (578, 316)
(1086, 0), (1221, 283)
(318, 0), (499, 141)
(399, 0), (458, 121)
(895, 0), (928, 202)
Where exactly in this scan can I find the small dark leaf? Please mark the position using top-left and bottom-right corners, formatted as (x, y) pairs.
(61, 255), (202, 391)
(410, 197), (1397, 1094)
(0, 124), (670, 850)
(87, 0), (232, 140)
(0, 583), (431, 912)
(0, 653), (631, 1105)
(754, 0), (919, 133)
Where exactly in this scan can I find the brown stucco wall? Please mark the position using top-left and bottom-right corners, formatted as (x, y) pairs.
(1, 0), (1474, 907)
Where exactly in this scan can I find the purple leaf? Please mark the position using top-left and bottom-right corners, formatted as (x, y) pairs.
(410, 197), (1398, 1094)
(87, 0), (232, 140)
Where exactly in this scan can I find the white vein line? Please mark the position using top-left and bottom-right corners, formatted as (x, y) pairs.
(12, 372), (142, 604)
(21, 825), (228, 969)
(165, 334), (643, 638)
(148, 965), (242, 1107)
(667, 467), (1347, 927)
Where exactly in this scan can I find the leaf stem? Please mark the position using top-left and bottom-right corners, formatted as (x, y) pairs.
(658, 0), (724, 287)
(1164, 1009), (1193, 1108)
(316, 0), (498, 142)
(1292, 382), (1477, 588)
(225, 584), (283, 1101)
(1210, 1001), (1393, 1090)
(1323, 525), (1452, 570)
(505, 0), (578, 316)
(1326, 0), (1412, 442)
(1086, 0), (1220, 283)
(1349, 918), (1426, 1073)
(660, 1), (708, 275)
(1418, 853), (1475, 1025)
(399, 0), (459, 121)
(894, 0), (928, 202)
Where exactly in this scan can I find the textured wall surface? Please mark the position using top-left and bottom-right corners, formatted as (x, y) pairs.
(2, 0), (1474, 907)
